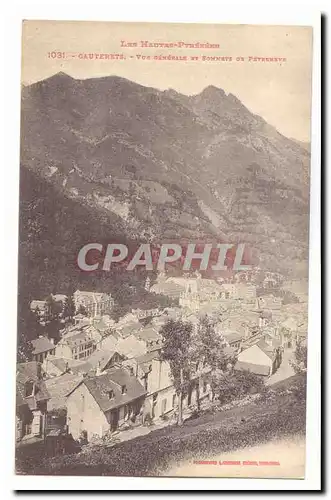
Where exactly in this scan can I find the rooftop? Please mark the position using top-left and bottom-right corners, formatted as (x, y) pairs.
(45, 373), (83, 410)
(82, 368), (147, 413)
(134, 327), (161, 342)
(234, 360), (270, 377)
(224, 331), (244, 344)
(85, 349), (118, 371)
(31, 336), (54, 355)
(257, 339), (277, 359)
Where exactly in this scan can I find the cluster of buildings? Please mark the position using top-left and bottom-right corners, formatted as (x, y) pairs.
(17, 274), (307, 453)
(30, 290), (114, 324)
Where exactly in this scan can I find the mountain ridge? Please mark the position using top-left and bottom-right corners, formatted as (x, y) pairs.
(19, 72), (310, 304)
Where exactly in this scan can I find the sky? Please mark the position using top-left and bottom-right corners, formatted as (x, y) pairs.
(21, 20), (313, 142)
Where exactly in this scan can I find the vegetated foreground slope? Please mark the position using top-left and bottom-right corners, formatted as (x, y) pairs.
(16, 374), (306, 476)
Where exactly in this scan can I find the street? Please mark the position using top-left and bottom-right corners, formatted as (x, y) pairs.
(266, 348), (296, 386)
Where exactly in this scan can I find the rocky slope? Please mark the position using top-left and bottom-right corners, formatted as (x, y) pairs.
(19, 72), (311, 300)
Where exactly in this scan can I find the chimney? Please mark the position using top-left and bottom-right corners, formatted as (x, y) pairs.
(49, 337), (54, 344)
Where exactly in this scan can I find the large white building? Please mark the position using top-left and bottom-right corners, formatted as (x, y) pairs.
(73, 290), (114, 317)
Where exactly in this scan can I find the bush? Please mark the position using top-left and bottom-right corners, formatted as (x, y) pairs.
(215, 370), (266, 405)
(143, 413), (154, 426)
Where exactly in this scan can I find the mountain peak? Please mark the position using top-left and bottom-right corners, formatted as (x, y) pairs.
(53, 71), (73, 79)
(199, 85), (226, 99)
(38, 72), (75, 86)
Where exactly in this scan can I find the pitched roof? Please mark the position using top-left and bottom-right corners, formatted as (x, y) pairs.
(30, 300), (47, 310)
(234, 360), (270, 376)
(83, 368), (147, 413)
(92, 318), (112, 333)
(134, 327), (161, 342)
(16, 362), (50, 409)
(223, 345), (237, 357)
(116, 335), (146, 358)
(31, 336), (54, 355)
(52, 294), (67, 302)
(257, 340), (276, 360)
(61, 329), (94, 346)
(150, 281), (184, 297)
(17, 361), (42, 384)
(46, 356), (87, 374)
(224, 332), (244, 344)
(100, 334), (118, 351)
(85, 349), (118, 371)
(135, 351), (161, 374)
(45, 373), (84, 410)
(118, 322), (142, 339)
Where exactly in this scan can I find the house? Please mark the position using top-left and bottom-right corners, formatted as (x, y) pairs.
(42, 355), (91, 378)
(257, 295), (282, 312)
(115, 335), (146, 359)
(124, 351), (212, 421)
(133, 326), (163, 352)
(73, 290), (114, 317)
(66, 368), (147, 439)
(16, 362), (50, 444)
(52, 294), (68, 316)
(115, 320), (142, 339)
(31, 336), (55, 362)
(55, 324), (100, 360)
(223, 331), (244, 350)
(280, 316), (307, 348)
(84, 349), (124, 374)
(99, 332), (119, 352)
(30, 300), (50, 323)
(150, 278), (185, 299)
(124, 351), (177, 420)
(234, 337), (282, 377)
(131, 308), (162, 320)
(45, 373), (83, 412)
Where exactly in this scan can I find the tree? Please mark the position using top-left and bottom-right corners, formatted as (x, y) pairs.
(160, 319), (194, 426)
(17, 332), (34, 362)
(215, 370), (265, 405)
(77, 304), (87, 316)
(45, 294), (62, 321)
(191, 316), (228, 408)
(17, 300), (41, 341)
(290, 339), (307, 373)
(44, 295), (62, 343)
(63, 295), (75, 321)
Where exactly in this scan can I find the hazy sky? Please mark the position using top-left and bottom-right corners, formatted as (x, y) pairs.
(22, 21), (313, 142)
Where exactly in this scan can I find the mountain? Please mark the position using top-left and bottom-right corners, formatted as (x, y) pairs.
(19, 72), (311, 303)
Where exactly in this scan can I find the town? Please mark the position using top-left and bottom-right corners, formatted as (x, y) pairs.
(16, 269), (308, 461)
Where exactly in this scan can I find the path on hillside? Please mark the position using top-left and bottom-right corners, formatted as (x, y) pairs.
(267, 348), (295, 386)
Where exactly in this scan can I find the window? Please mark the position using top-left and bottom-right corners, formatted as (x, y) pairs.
(172, 394), (176, 408)
(108, 390), (114, 400)
(25, 422), (32, 435)
(25, 381), (34, 397)
(121, 385), (127, 395)
(203, 379), (208, 393)
(161, 399), (167, 415)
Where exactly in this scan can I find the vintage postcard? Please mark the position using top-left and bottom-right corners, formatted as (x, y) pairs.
(16, 20), (315, 480)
